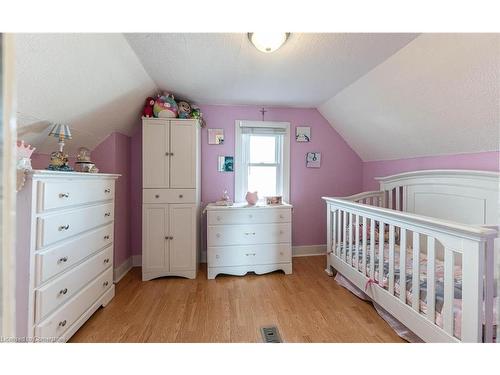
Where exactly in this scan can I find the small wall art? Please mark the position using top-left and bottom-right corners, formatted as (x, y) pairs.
(296, 126), (311, 142)
(208, 128), (224, 145)
(217, 156), (234, 172)
(306, 152), (321, 168)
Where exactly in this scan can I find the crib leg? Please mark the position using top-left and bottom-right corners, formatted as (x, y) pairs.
(325, 265), (337, 277)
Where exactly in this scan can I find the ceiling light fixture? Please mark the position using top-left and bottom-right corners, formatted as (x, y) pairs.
(248, 32), (290, 53)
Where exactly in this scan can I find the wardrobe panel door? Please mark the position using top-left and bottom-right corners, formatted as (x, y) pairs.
(170, 120), (196, 188)
(169, 204), (196, 273)
(143, 205), (169, 272)
(143, 120), (170, 188)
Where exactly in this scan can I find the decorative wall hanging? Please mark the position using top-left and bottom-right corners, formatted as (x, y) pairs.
(217, 156), (234, 172)
(208, 128), (225, 145)
(296, 126), (311, 142)
(306, 152), (321, 168)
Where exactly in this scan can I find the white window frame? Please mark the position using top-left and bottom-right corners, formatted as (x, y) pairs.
(235, 120), (290, 203)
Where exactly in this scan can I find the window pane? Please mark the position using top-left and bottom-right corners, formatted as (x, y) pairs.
(248, 166), (277, 198)
(249, 135), (276, 163)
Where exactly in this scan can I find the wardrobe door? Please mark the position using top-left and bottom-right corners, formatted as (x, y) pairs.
(169, 204), (196, 275)
(143, 205), (169, 273)
(143, 119), (170, 188)
(170, 120), (196, 188)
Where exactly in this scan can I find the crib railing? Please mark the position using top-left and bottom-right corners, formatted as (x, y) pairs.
(324, 196), (498, 343)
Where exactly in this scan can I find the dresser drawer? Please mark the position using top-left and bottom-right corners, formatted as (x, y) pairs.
(38, 179), (115, 212)
(143, 189), (196, 204)
(207, 223), (291, 246)
(208, 243), (291, 267)
(35, 223), (113, 285)
(36, 203), (114, 249)
(35, 267), (113, 339)
(207, 208), (291, 225)
(35, 246), (113, 322)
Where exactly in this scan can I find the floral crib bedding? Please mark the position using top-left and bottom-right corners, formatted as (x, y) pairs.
(335, 242), (498, 340)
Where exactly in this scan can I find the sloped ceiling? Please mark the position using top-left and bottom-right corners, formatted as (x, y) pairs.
(15, 33), (157, 154)
(318, 33), (500, 161)
(125, 33), (418, 107)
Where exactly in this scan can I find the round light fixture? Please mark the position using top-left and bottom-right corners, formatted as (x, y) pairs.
(248, 32), (290, 53)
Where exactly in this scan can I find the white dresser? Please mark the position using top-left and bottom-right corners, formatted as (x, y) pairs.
(142, 118), (201, 280)
(205, 203), (293, 279)
(16, 170), (119, 342)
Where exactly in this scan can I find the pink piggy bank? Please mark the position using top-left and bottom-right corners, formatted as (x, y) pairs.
(245, 191), (258, 205)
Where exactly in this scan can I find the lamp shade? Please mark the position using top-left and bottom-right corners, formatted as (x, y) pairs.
(48, 123), (72, 140)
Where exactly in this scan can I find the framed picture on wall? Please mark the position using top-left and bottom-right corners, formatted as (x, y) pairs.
(217, 156), (234, 172)
(208, 128), (224, 145)
(296, 126), (311, 142)
(306, 152), (321, 168)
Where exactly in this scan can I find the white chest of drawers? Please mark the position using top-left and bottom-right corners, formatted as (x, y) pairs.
(16, 170), (119, 341)
(205, 203), (293, 279)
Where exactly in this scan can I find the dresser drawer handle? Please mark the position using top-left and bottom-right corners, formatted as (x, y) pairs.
(104, 188), (111, 193)
(58, 224), (70, 231)
(58, 320), (67, 327)
(58, 256), (68, 263)
(178, 194), (183, 198)
(59, 193), (69, 198)
(279, 251), (284, 256)
(104, 258), (110, 264)
(104, 212), (111, 217)
(279, 214), (284, 219)
(103, 281), (109, 287)
(59, 288), (68, 295)
(216, 216), (221, 221)
(215, 255), (220, 259)
(244, 232), (256, 236)
(245, 253), (256, 256)
(165, 236), (174, 240)
(104, 235), (110, 240)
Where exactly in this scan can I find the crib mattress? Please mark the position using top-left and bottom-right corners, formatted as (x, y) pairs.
(334, 243), (498, 341)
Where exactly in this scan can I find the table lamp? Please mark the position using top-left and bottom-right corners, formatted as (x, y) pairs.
(47, 123), (74, 171)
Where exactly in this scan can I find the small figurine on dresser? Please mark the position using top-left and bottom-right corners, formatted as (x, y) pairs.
(215, 189), (233, 206)
(74, 147), (99, 173)
(142, 96), (155, 118)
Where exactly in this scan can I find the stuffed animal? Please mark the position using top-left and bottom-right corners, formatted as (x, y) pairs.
(142, 97), (155, 118)
(190, 105), (206, 127)
(177, 100), (192, 119)
(153, 93), (178, 118)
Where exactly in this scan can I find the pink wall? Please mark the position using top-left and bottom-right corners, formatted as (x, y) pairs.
(91, 132), (131, 268)
(363, 151), (500, 190)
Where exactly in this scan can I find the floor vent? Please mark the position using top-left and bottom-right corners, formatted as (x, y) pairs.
(260, 326), (282, 343)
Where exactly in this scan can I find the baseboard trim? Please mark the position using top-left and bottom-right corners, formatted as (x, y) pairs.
(132, 255), (142, 267)
(114, 257), (133, 283)
(292, 244), (327, 257)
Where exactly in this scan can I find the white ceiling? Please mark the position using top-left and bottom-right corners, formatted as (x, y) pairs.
(15, 33), (157, 154)
(125, 33), (418, 107)
(318, 33), (500, 161)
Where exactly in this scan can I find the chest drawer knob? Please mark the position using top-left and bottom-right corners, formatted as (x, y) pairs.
(104, 258), (110, 264)
(59, 288), (68, 295)
(104, 235), (110, 240)
(280, 251), (284, 256)
(59, 193), (70, 198)
(215, 254), (220, 259)
(104, 212), (111, 217)
(58, 256), (68, 263)
(58, 320), (67, 327)
(58, 224), (70, 231)
(244, 232), (256, 236)
(179, 194), (183, 198)
(279, 214), (284, 219)
(104, 188), (111, 194)
(248, 214), (253, 218)
(216, 233), (221, 238)
(155, 194), (160, 198)
(245, 253), (256, 256)
(279, 230), (284, 234)
(216, 216), (221, 221)
(103, 281), (109, 287)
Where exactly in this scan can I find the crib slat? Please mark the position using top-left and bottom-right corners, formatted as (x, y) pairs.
(401, 186), (407, 211)
(349, 213), (354, 265)
(336, 210), (342, 257)
(388, 225), (395, 295)
(331, 210), (337, 255)
(443, 248), (455, 336)
(370, 219), (375, 278)
(354, 214), (360, 270)
(362, 217), (367, 275)
(378, 222), (384, 285)
(426, 237), (436, 323)
(395, 187), (400, 211)
(388, 189), (393, 210)
(342, 211), (347, 262)
(412, 234), (420, 311)
(399, 229), (407, 303)
(484, 238), (494, 342)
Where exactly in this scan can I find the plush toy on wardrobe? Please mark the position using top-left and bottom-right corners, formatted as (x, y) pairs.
(142, 96), (155, 118)
(153, 93), (178, 118)
(177, 100), (192, 119)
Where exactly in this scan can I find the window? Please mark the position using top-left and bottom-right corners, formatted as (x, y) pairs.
(235, 121), (290, 203)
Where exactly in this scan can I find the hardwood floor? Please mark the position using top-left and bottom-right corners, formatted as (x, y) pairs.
(70, 256), (405, 343)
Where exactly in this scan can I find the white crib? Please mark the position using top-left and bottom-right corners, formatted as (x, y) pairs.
(323, 170), (499, 343)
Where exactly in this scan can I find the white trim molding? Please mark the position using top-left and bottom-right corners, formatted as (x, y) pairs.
(292, 244), (327, 257)
(132, 255), (142, 267)
(113, 257), (133, 283)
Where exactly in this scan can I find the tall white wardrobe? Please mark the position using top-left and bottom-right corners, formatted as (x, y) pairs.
(142, 118), (201, 280)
